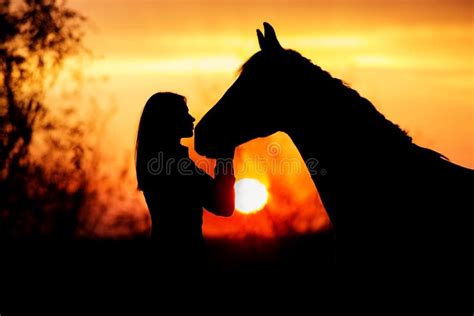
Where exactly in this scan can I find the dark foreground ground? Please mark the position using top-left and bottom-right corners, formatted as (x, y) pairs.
(1, 232), (336, 286)
(1, 232), (336, 311)
(205, 232), (336, 268)
(2, 232), (470, 313)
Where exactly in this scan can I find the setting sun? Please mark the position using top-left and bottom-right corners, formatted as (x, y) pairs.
(235, 178), (269, 214)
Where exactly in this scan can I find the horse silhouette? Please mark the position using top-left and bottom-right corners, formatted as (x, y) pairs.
(195, 23), (473, 263)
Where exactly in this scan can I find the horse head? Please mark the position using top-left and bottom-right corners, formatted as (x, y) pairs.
(195, 23), (311, 157)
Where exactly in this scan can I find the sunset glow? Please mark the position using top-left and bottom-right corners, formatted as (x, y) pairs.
(235, 178), (269, 214)
(56, 0), (472, 238)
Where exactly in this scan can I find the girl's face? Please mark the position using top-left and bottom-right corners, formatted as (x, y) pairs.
(175, 101), (196, 138)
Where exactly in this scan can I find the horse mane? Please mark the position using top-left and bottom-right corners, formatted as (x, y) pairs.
(239, 50), (414, 148)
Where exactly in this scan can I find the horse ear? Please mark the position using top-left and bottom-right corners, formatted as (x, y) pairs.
(263, 22), (282, 51)
(256, 29), (266, 51)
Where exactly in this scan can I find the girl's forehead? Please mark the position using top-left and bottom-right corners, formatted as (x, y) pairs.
(178, 100), (189, 112)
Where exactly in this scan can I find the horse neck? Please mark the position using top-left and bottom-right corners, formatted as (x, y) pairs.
(289, 105), (416, 168)
(283, 75), (413, 168)
(283, 98), (412, 227)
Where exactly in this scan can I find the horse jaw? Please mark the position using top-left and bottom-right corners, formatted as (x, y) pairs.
(194, 111), (242, 158)
(195, 111), (278, 158)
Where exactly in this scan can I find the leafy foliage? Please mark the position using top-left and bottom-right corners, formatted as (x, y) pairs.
(0, 0), (90, 238)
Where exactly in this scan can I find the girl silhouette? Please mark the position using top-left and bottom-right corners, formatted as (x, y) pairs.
(135, 92), (235, 257)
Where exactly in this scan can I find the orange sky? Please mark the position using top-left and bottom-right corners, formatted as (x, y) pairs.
(57, 0), (473, 238)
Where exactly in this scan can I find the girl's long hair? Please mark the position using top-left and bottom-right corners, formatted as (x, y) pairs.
(135, 92), (187, 191)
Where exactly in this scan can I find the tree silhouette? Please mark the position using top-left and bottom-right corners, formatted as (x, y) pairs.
(0, 0), (90, 238)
